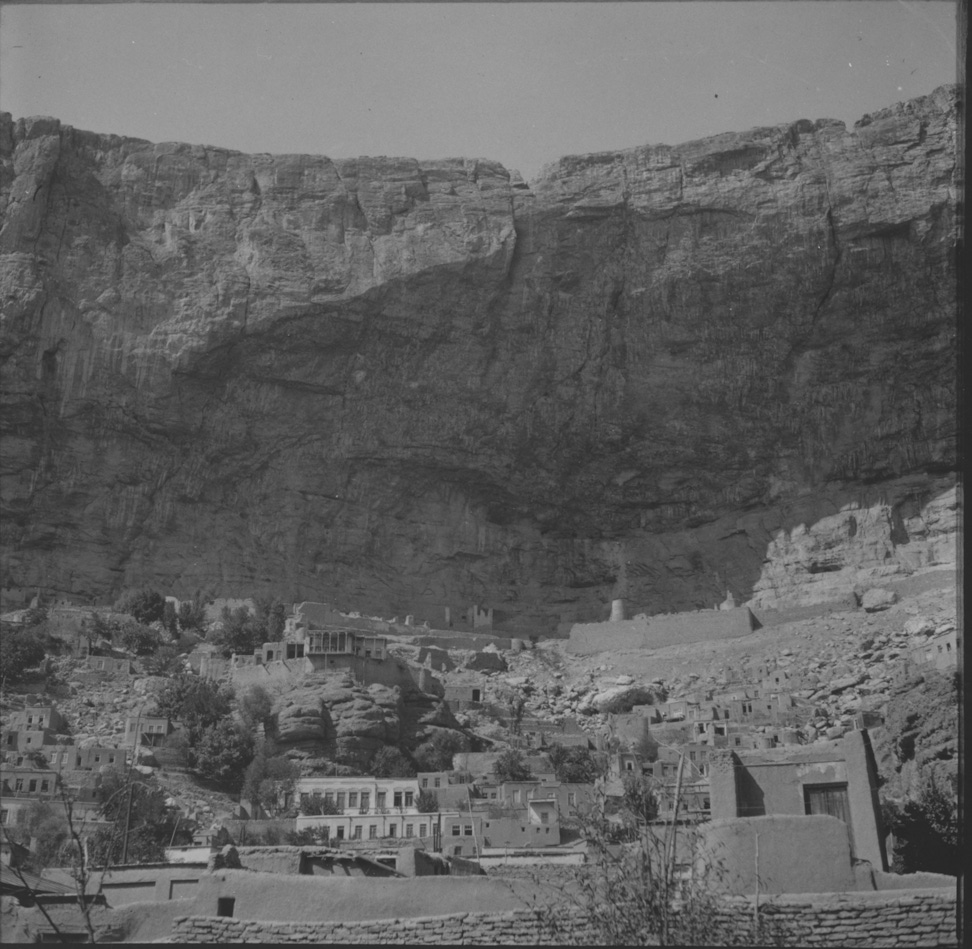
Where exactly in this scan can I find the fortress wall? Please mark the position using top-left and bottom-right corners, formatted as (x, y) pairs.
(567, 608), (756, 655)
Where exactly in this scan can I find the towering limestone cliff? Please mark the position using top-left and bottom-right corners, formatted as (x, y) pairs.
(0, 87), (958, 629)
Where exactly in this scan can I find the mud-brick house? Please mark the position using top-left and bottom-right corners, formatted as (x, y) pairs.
(0, 766), (105, 828)
(7, 703), (68, 734)
(707, 729), (887, 871)
(907, 629), (958, 672)
(125, 714), (174, 747)
(443, 679), (485, 709)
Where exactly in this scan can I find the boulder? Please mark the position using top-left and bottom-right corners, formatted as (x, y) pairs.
(590, 685), (657, 714)
(862, 588), (898, 612)
(903, 615), (935, 636)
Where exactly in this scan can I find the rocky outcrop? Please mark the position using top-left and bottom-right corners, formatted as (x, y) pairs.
(0, 86), (958, 628)
(272, 673), (462, 765)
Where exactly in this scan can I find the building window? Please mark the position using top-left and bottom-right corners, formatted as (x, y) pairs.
(434, 777), (441, 788)
(336, 827), (345, 840)
(352, 826), (362, 839)
(453, 846), (463, 856)
(404, 791), (414, 807)
(28, 780), (37, 792)
(405, 824), (414, 837)
(376, 792), (386, 809)
(369, 825), (377, 839)
(321, 827), (330, 840)
(568, 793), (576, 807)
(540, 811), (549, 824)
(463, 825), (473, 837)
(360, 792), (370, 811)
(419, 824), (427, 837)
(394, 791), (403, 808)
(0, 809), (7, 825)
(388, 824), (397, 837)
(40, 780), (50, 792)
(421, 778), (428, 788)
(348, 792), (358, 808)
(513, 790), (521, 804)
(5, 735), (13, 747)
(216, 897), (235, 918)
(324, 793), (335, 807)
(336, 793), (346, 810)
(451, 825), (461, 836)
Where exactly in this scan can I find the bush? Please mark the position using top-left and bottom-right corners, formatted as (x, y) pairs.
(300, 792), (343, 816)
(177, 594), (208, 632)
(547, 744), (601, 783)
(162, 600), (178, 637)
(242, 747), (301, 817)
(0, 627), (46, 683)
(416, 789), (439, 813)
(413, 730), (468, 772)
(883, 771), (959, 875)
(113, 588), (166, 625)
(116, 620), (162, 655)
(214, 605), (263, 658)
(494, 749), (531, 783)
(238, 685), (275, 733)
(370, 746), (416, 778)
(156, 677), (234, 739)
(193, 719), (254, 790)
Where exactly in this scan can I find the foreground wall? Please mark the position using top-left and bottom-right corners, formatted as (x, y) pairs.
(171, 888), (956, 946)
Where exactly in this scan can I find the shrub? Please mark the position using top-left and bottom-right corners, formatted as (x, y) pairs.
(413, 730), (468, 772)
(547, 744), (601, 783)
(116, 620), (162, 655)
(242, 748), (301, 817)
(300, 792), (343, 816)
(370, 746), (416, 778)
(177, 594), (208, 632)
(238, 685), (275, 733)
(193, 720), (254, 790)
(494, 749), (531, 783)
(113, 588), (166, 625)
(156, 676), (234, 739)
(0, 627), (46, 683)
(416, 789), (439, 813)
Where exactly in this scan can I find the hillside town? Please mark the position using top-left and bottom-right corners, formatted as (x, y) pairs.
(0, 568), (958, 943)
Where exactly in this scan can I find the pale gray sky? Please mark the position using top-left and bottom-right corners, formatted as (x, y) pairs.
(0, 2), (958, 181)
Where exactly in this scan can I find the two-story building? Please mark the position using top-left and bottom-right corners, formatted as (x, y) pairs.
(125, 715), (173, 748)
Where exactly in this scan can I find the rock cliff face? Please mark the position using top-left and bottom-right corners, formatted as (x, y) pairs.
(0, 86), (958, 629)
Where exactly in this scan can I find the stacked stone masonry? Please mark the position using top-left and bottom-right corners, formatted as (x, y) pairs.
(172, 908), (599, 945)
(172, 889), (955, 946)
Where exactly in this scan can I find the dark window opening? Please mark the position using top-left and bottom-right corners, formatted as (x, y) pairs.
(217, 897), (236, 918)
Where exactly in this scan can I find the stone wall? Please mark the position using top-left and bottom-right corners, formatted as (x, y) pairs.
(567, 607), (756, 656)
(172, 907), (598, 944)
(171, 889), (956, 946)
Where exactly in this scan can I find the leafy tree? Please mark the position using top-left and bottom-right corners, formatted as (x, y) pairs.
(113, 588), (166, 625)
(266, 601), (286, 642)
(547, 744), (601, 783)
(238, 685), (275, 733)
(215, 605), (263, 657)
(156, 676), (234, 740)
(242, 747), (300, 816)
(416, 789), (439, 813)
(177, 594), (208, 632)
(883, 771), (959, 876)
(413, 730), (468, 772)
(494, 749), (531, 783)
(116, 620), (162, 655)
(0, 627), (46, 682)
(11, 800), (71, 870)
(141, 644), (184, 676)
(193, 719), (254, 789)
(300, 792), (343, 816)
(621, 772), (660, 826)
(21, 606), (49, 628)
(162, 600), (178, 637)
(370, 746), (416, 778)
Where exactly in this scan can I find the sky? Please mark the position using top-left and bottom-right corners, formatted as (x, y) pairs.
(0, 2), (959, 181)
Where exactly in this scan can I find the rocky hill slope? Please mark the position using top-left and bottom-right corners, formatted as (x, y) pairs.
(0, 86), (958, 628)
